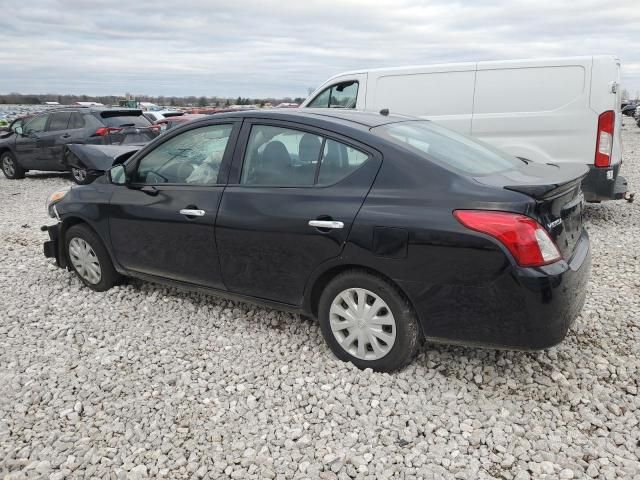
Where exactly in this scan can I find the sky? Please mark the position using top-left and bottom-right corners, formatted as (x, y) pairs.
(0, 0), (639, 98)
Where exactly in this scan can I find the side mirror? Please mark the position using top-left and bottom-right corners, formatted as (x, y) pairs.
(14, 126), (23, 136)
(108, 164), (127, 185)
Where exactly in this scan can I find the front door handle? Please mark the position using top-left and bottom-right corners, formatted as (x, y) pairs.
(308, 220), (344, 229)
(61, 134), (71, 139)
(180, 209), (205, 217)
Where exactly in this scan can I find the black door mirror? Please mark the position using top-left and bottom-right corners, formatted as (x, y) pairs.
(108, 164), (127, 185)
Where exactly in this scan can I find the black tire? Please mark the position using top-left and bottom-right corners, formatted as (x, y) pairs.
(1, 151), (25, 179)
(65, 224), (121, 291)
(318, 270), (421, 372)
(70, 167), (95, 185)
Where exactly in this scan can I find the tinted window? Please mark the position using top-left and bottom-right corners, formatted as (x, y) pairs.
(47, 112), (71, 131)
(317, 140), (369, 184)
(241, 125), (322, 186)
(134, 124), (233, 185)
(308, 81), (358, 109)
(24, 114), (48, 134)
(372, 121), (523, 176)
(69, 112), (85, 129)
(99, 112), (150, 128)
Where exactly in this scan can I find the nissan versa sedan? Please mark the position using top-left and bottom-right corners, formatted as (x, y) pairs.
(42, 109), (591, 371)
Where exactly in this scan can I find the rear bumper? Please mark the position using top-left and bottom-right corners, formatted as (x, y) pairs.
(582, 163), (627, 202)
(402, 230), (591, 350)
(42, 223), (66, 269)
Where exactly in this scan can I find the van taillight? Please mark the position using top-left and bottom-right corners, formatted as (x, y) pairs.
(594, 110), (614, 168)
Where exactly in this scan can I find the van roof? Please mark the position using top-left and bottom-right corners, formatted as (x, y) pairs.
(322, 55), (619, 82)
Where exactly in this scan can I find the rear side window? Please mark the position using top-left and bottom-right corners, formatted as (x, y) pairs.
(308, 81), (358, 109)
(99, 111), (151, 128)
(69, 112), (85, 129)
(47, 112), (71, 131)
(373, 121), (522, 176)
(240, 124), (369, 186)
(317, 140), (368, 185)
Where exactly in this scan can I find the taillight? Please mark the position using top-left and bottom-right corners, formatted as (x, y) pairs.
(453, 210), (561, 267)
(594, 110), (614, 168)
(94, 127), (122, 136)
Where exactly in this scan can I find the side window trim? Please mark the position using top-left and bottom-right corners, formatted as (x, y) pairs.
(129, 120), (241, 187)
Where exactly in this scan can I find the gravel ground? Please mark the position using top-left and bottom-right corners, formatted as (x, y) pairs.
(1, 123), (639, 480)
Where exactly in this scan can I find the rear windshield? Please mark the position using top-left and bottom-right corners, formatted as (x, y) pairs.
(372, 121), (523, 176)
(98, 111), (151, 128)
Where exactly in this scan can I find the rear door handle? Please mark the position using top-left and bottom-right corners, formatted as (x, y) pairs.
(308, 220), (344, 229)
(180, 209), (205, 217)
(61, 134), (71, 139)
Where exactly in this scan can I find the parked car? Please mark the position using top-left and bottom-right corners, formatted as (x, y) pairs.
(42, 109), (591, 371)
(621, 103), (638, 116)
(156, 113), (207, 132)
(0, 107), (160, 184)
(302, 55), (627, 203)
(143, 110), (185, 124)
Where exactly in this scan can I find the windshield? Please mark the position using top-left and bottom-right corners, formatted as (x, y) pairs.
(372, 121), (523, 176)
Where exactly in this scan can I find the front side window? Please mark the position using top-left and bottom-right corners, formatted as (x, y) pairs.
(372, 121), (523, 176)
(308, 81), (358, 109)
(47, 112), (71, 132)
(134, 124), (233, 185)
(241, 125), (322, 186)
(24, 114), (48, 134)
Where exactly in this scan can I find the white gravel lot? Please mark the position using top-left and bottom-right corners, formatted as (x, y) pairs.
(1, 123), (639, 480)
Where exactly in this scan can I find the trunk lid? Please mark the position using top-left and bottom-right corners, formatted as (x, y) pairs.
(475, 161), (588, 260)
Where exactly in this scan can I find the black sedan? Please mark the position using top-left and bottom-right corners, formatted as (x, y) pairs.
(42, 109), (591, 371)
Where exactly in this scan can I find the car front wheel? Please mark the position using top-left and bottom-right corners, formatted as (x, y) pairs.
(318, 270), (421, 372)
(1, 152), (25, 179)
(65, 224), (120, 291)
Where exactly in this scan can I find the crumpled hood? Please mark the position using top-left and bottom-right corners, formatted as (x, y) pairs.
(64, 144), (142, 172)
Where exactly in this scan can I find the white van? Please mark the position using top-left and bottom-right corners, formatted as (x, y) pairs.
(301, 55), (627, 202)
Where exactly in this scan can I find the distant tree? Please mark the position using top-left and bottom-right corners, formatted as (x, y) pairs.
(198, 96), (207, 107)
(225, 99), (231, 107)
(235, 96), (242, 106)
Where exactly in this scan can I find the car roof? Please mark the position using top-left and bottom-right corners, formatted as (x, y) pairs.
(211, 108), (415, 129)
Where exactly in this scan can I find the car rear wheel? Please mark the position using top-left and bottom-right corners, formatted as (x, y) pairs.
(70, 167), (94, 185)
(1, 152), (25, 179)
(318, 270), (421, 372)
(65, 224), (120, 291)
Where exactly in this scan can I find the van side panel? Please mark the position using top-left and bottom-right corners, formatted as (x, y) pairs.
(369, 69), (475, 134)
(471, 59), (595, 166)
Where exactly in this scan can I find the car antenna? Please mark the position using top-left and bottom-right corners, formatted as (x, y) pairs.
(379, 108), (389, 116)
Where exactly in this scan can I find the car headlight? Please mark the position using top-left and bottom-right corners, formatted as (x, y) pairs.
(45, 187), (71, 218)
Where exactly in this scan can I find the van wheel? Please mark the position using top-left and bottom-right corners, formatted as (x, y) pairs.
(318, 270), (421, 372)
(65, 224), (120, 291)
(1, 152), (25, 179)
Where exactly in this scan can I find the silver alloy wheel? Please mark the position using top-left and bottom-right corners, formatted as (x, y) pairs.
(72, 167), (87, 182)
(329, 288), (397, 360)
(2, 156), (15, 177)
(68, 237), (102, 284)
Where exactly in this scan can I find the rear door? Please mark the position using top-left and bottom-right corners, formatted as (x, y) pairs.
(215, 120), (381, 305)
(108, 120), (240, 288)
(39, 111), (72, 170)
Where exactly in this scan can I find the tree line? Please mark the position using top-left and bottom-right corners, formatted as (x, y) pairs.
(0, 93), (307, 107)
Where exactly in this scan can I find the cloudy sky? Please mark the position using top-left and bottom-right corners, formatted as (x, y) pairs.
(1, 0), (639, 98)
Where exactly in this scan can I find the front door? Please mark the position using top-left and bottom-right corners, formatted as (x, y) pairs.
(216, 120), (381, 305)
(108, 121), (239, 289)
(14, 113), (49, 169)
(38, 111), (72, 170)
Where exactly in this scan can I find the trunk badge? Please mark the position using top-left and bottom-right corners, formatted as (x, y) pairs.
(547, 218), (562, 229)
